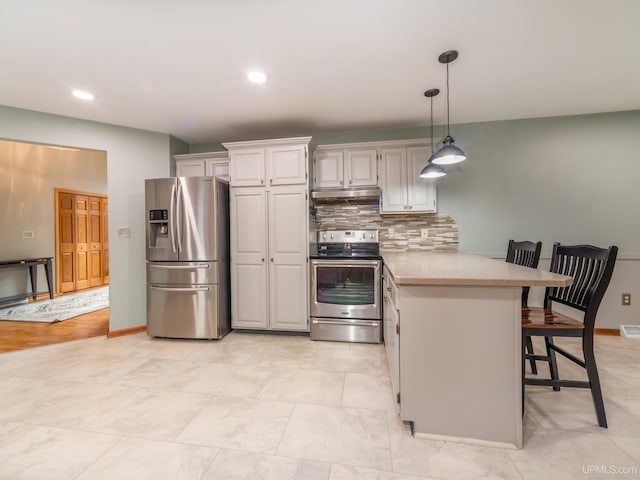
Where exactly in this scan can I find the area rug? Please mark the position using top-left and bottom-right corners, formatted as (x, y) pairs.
(0, 287), (109, 323)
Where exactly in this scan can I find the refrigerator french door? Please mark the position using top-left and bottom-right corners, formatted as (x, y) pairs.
(145, 176), (230, 339)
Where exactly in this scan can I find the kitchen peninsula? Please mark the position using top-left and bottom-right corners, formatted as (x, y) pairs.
(381, 251), (572, 449)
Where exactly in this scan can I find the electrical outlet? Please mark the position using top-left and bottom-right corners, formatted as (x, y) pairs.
(622, 293), (631, 306)
(421, 228), (429, 239)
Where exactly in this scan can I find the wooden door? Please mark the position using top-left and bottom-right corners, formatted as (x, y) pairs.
(58, 193), (76, 293)
(88, 196), (103, 287)
(101, 197), (109, 284)
(74, 195), (90, 290)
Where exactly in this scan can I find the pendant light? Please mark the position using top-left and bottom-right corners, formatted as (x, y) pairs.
(431, 50), (466, 165)
(420, 89), (446, 179)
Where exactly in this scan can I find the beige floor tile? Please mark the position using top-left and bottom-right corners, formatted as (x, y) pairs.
(114, 357), (205, 390)
(0, 424), (119, 480)
(310, 346), (386, 374)
(0, 377), (69, 422)
(277, 403), (391, 470)
(11, 382), (136, 429)
(87, 388), (211, 441)
(258, 368), (345, 405)
(341, 372), (396, 411)
(608, 435), (640, 464)
(510, 429), (638, 480)
(176, 395), (294, 453)
(330, 464), (431, 480)
(244, 344), (317, 369)
(76, 436), (217, 480)
(386, 411), (522, 479)
(182, 363), (273, 398)
(187, 341), (259, 365)
(202, 449), (331, 480)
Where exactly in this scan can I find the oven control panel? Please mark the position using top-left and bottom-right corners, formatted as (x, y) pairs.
(317, 230), (378, 243)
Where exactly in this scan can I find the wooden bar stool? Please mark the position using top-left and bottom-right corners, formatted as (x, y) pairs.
(522, 243), (617, 428)
(506, 240), (542, 373)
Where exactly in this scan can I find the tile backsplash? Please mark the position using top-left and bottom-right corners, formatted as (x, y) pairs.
(313, 200), (458, 251)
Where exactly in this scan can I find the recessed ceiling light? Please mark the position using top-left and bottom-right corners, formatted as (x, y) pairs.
(247, 71), (267, 84)
(72, 89), (95, 101)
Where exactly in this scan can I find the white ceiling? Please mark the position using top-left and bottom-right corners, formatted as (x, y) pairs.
(1, 1), (639, 145)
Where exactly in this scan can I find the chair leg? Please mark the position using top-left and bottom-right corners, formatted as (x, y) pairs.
(584, 335), (607, 428)
(545, 336), (561, 391)
(525, 335), (538, 374)
(521, 331), (526, 417)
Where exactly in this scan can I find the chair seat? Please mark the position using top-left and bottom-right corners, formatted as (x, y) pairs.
(522, 307), (584, 330)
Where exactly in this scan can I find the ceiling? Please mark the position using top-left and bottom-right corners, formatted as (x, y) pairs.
(1, 1), (639, 145)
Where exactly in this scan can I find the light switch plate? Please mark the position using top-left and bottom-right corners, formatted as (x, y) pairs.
(118, 226), (131, 238)
(421, 228), (429, 239)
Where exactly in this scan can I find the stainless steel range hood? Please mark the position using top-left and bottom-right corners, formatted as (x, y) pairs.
(311, 186), (381, 202)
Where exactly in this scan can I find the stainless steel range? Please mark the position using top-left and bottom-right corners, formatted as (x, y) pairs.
(310, 230), (382, 343)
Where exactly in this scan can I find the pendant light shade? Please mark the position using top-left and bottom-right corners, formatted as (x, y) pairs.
(431, 50), (466, 165)
(419, 88), (447, 179)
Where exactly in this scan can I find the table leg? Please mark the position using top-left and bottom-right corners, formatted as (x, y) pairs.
(28, 265), (38, 301)
(45, 258), (54, 299)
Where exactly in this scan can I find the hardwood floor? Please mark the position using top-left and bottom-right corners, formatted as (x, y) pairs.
(0, 308), (109, 353)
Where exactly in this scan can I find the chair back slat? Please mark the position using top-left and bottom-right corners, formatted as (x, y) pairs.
(506, 240), (542, 307)
(546, 244), (618, 323)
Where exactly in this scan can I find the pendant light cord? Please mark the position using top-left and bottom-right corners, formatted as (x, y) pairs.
(430, 96), (434, 154)
(446, 61), (451, 137)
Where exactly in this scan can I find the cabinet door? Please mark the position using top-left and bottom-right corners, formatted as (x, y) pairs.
(229, 149), (266, 187)
(176, 160), (206, 177)
(268, 185), (309, 331)
(88, 196), (103, 287)
(314, 150), (344, 188)
(345, 149), (378, 187)
(379, 148), (408, 213)
(387, 299), (401, 409)
(230, 187), (268, 329)
(205, 159), (229, 180)
(407, 146), (437, 213)
(267, 145), (307, 185)
(74, 195), (90, 290)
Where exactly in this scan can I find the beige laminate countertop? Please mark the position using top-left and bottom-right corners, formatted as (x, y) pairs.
(381, 250), (573, 287)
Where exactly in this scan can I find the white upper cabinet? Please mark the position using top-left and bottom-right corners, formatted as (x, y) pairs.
(379, 143), (436, 214)
(344, 149), (378, 187)
(314, 146), (377, 188)
(174, 152), (228, 179)
(224, 137), (311, 187)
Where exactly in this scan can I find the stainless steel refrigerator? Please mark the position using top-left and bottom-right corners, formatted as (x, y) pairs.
(145, 176), (230, 339)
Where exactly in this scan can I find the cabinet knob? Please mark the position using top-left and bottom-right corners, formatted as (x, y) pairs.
(408, 204), (413, 210)
(260, 179), (264, 185)
(269, 178), (273, 184)
(339, 180), (343, 186)
(270, 258), (274, 262)
(349, 180), (352, 185)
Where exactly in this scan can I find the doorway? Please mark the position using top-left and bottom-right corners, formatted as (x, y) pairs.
(54, 189), (109, 293)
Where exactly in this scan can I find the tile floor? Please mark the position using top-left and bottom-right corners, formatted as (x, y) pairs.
(0, 332), (639, 479)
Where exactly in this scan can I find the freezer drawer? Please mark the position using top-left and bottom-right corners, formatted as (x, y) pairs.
(147, 283), (229, 339)
(147, 261), (221, 285)
(310, 317), (382, 344)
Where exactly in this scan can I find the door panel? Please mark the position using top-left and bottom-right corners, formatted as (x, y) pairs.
(178, 176), (220, 261)
(268, 145), (306, 185)
(231, 263), (268, 328)
(345, 149), (378, 187)
(229, 149), (265, 186)
(269, 263), (308, 331)
(74, 195), (90, 290)
(58, 192), (75, 292)
(88, 196), (103, 286)
(379, 148), (407, 213)
(314, 150), (343, 188)
(407, 146), (437, 212)
(101, 197), (109, 283)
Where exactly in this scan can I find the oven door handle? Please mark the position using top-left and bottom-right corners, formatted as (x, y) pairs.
(310, 260), (381, 268)
(311, 319), (380, 328)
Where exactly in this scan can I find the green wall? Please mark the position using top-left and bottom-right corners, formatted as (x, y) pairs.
(191, 110), (640, 254)
(0, 105), (171, 331)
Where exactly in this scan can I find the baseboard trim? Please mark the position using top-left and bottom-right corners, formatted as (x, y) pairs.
(595, 328), (620, 336)
(107, 325), (146, 338)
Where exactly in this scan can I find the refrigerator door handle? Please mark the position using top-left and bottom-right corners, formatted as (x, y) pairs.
(149, 285), (210, 292)
(148, 263), (210, 270)
(176, 182), (183, 253)
(169, 183), (177, 253)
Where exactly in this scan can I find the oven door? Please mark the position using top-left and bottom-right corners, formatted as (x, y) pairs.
(310, 259), (381, 319)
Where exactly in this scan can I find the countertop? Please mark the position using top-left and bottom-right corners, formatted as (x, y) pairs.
(381, 250), (573, 287)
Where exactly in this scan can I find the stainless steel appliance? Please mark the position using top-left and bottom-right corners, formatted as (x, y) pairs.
(310, 230), (382, 343)
(145, 176), (230, 339)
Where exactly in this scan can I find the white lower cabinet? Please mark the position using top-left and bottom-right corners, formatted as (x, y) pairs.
(231, 184), (309, 331)
(383, 267), (401, 408)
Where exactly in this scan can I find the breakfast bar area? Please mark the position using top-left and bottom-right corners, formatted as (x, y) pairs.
(381, 251), (572, 449)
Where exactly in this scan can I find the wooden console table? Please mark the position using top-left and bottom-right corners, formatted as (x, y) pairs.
(0, 257), (54, 303)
